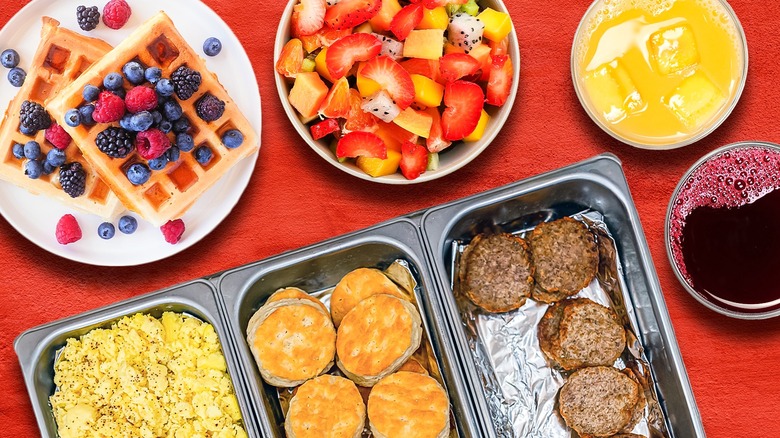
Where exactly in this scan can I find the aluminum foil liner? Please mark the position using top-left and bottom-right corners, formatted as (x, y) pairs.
(451, 211), (670, 438)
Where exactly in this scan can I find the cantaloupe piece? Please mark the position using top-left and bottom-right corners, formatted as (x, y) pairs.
(393, 107), (433, 138)
(357, 149), (402, 177)
(467, 43), (493, 81)
(369, 0), (402, 32)
(403, 29), (445, 60)
(463, 109), (490, 142)
(418, 7), (449, 30)
(289, 72), (329, 119)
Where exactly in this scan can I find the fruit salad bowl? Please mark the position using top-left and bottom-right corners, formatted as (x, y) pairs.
(274, 0), (520, 184)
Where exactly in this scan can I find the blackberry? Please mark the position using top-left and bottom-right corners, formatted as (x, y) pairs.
(19, 100), (51, 133)
(171, 65), (201, 100)
(76, 6), (100, 31)
(195, 94), (225, 122)
(59, 162), (86, 198)
(96, 127), (134, 158)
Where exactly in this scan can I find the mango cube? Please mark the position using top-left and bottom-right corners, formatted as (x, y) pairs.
(583, 60), (645, 124)
(477, 8), (512, 42)
(357, 63), (382, 97)
(403, 29), (445, 60)
(649, 24), (699, 76)
(369, 0), (402, 32)
(289, 72), (329, 119)
(664, 70), (726, 129)
(464, 109), (490, 142)
(411, 74), (444, 108)
(419, 7), (449, 30)
(394, 107), (433, 138)
(315, 47), (335, 83)
(357, 149), (402, 177)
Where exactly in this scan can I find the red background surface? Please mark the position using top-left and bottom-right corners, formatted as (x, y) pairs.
(1, 0), (778, 436)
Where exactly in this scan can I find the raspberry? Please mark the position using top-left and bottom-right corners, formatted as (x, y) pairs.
(19, 100), (51, 133)
(92, 91), (126, 123)
(56, 214), (82, 245)
(171, 66), (201, 100)
(125, 86), (157, 113)
(102, 0), (132, 30)
(195, 94), (225, 122)
(96, 127), (134, 158)
(135, 128), (171, 160)
(160, 219), (185, 244)
(44, 123), (72, 150)
(76, 5), (100, 31)
(59, 162), (87, 198)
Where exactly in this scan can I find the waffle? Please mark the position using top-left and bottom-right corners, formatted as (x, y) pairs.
(49, 12), (260, 226)
(0, 18), (122, 218)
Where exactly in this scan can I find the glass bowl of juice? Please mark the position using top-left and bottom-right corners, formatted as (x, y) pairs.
(666, 141), (780, 319)
(571, 0), (748, 149)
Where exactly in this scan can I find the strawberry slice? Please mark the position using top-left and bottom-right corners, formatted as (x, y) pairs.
(311, 118), (341, 140)
(486, 55), (513, 107)
(325, 0), (382, 30)
(292, 0), (327, 37)
(336, 131), (387, 158)
(490, 37), (509, 56)
(326, 33), (382, 79)
(276, 38), (304, 78)
(424, 107), (451, 153)
(441, 80), (484, 141)
(400, 58), (440, 83)
(400, 141), (428, 180)
(390, 4), (424, 41)
(345, 89), (379, 132)
(299, 25), (352, 53)
(319, 77), (352, 118)
(360, 56), (415, 109)
(439, 53), (482, 83)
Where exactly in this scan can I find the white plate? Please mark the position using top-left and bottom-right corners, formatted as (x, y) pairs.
(0, 0), (261, 266)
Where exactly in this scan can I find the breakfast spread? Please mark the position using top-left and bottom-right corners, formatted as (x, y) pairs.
(277, 0), (515, 180)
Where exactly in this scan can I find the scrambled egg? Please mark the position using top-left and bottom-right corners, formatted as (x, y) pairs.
(50, 312), (248, 438)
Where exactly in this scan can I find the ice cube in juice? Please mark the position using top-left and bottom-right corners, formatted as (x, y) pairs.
(664, 70), (726, 129)
(583, 60), (645, 124)
(648, 24), (699, 76)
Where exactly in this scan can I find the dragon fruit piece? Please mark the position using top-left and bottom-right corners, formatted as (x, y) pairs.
(448, 12), (485, 54)
(326, 0), (341, 6)
(373, 33), (404, 61)
(361, 90), (401, 123)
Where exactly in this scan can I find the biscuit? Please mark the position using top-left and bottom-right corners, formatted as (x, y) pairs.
(459, 233), (534, 313)
(331, 268), (408, 327)
(246, 298), (336, 387)
(368, 371), (450, 438)
(265, 287), (328, 314)
(285, 375), (365, 438)
(336, 294), (422, 386)
(529, 217), (599, 303)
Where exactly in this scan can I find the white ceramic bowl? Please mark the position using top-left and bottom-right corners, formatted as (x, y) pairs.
(274, 0), (520, 184)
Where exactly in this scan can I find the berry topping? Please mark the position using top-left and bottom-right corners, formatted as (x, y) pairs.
(76, 5), (100, 31)
(92, 91), (126, 123)
(171, 66), (202, 100)
(79, 105), (96, 126)
(326, 33), (382, 79)
(64, 109), (81, 127)
(1, 49), (19, 68)
(118, 215), (138, 234)
(98, 222), (115, 239)
(163, 100), (183, 121)
(46, 149), (66, 167)
(166, 146), (180, 163)
(176, 133), (194, 152)
(135, 128), (171, 160)
(8, 67), (25, 87)
(195, 94), (225, 122)
(102, 0), (132, 30)
(148, 155), (168, 170)
(194, 146), (213, 165)
(24, 160), (43, 179)
(124, 86), (157, 113)
(173, 118), (190, 134)
(160, 219), (185, 244)
(23, 141), (41, 160)
(59, 162), (87, 198)
(292, 0), (327, 37)
(96, 127), (134, 158)
(129, 111), (154, 132)
(103, 72), (124, 90)
(222, 129), (245, 148)
(203, 37), (223, 56)
(56, 214), (82, 245)
(12, 143), (23, 159)
(45, 124), (72, 150)
(126, 163), (151, 185)
(325, 0), (381, 30)
(19, 100), (51, 133)
(82, 84), (100, 102)
(158, 120), (173, 133)
(122, 61), (145, 85)
(145, 67), (162, 84)
(155, 78), (174, 97)
(42, 161), (57, 176)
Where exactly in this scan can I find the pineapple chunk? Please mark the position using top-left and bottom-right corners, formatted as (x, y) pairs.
(464, 109), (490, 142)
(477, 8), (513, 42)
(403, 29), (445, 60)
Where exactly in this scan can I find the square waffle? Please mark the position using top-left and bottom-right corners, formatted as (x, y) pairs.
(49, 11), (260, 226)
(0, 17), (123, 218)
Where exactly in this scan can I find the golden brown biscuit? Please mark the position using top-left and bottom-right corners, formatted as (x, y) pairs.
(368, 372), (450, 438)
(285, 375), (366, 438)
(246, 299), (336, 387)
(265, 287), (328, 314)
(331, 268), (408, 327)
(336, 294), (422, 386)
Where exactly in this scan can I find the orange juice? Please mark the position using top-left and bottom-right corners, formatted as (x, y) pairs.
(573, 0), (746, 148)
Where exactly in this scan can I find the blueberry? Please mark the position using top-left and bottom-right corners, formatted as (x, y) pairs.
(151, 110), (163, 126)
(166, 146), (180, 163)
(126, 163), (151, 185)
(194, 146), (213, 165)
(24, 160), (42, 179)
(130, 111), (154, 132)
(82, 84), (100, 102)
(148, 155), (168, 170)
(1, 49), (19, 68)
(155, 78), (174, 97)
(118, 215), (138, 234)
(20, 124), (35, 136)
(173, 118), (190, 134)
(120, 113), (134, 131)
(122, 61), (145, 85)
(42, 161), (56, 175)
(12, 143), (24, 159)
(103, 72), (124, 90)
(222, 129), (244, 148)
(109, 88), (126, 99)
(203, 37), (222, 57)
(79, 105), (96, 126)
(24, 141), (41, 160)
(157, 94), (168, 107)
(64, 109), (81, 127)
(159, 120), (172, 133)
(163, 100), (182, 121)
(175, 133), (194, 152)
(98, 222), (116, 240)
(46, 149), (66, 167)
(145, 67), (162, 84)
(8, 67), (25, 87)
